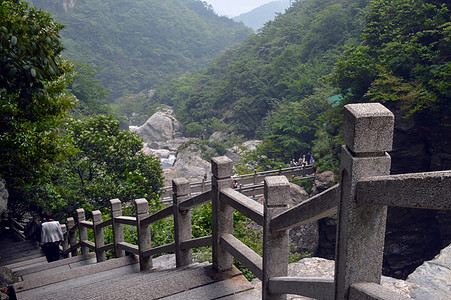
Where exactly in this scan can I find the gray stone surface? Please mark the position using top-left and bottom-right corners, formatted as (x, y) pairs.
(137, 108), (183, 144)
(0, 178), (7, 216)
(407, 244), (451, 300)
(343, 103), (394, 154)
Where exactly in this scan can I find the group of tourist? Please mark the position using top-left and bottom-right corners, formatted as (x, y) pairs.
(290, 151), (315, 167)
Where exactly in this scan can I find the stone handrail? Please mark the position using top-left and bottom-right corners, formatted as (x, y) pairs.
(161, 164), (315, 201)
(59, 103), (450, 300)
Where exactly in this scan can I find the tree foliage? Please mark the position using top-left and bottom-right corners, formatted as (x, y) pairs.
(51, 115), (164, 214)
(330, 0), (450, 118)
(0, 0), (76, 191)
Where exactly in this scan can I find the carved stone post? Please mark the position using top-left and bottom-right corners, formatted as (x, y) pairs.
(135, 198), (152, 271)
(263, 176), (290, 300)
(67, 217), (78, 257)
(92, 210), (106, 262)
(61, 224), (69, 258)
(76, 208), (89, 255)
(335, 103), (394, 299)
(110, 199), (125, 258)
(211, 156), (234, 272)
(173, 178), (192, 267)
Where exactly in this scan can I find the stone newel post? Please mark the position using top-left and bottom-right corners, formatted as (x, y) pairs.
(135, 198), (152, 271)
(92, 210), (106, 262)
(173, 178), (192, 267)
(67, 217), (78, 257)
(76, 208), (89, 255)
(334, 103), (394, 299)
(110, 199), (125, 258)
(211, 156), (234, 272)
(61, 224), (69, 258)
(263, 176), (290, 300)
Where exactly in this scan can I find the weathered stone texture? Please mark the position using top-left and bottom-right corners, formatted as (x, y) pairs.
(0, 178), (8, 216)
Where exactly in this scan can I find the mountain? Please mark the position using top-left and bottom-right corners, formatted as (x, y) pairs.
(152, 0), (367, 138)
(232, 0), (291, 31)
(30, 0), (253, 101)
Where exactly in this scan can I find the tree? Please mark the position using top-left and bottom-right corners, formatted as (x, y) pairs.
(48, 115), (164, 214)
(330, 0), (450, 118)
(69, 61), (111, 117)
(0, 0), (76, 210)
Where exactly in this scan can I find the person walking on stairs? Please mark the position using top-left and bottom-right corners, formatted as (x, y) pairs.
(40, 212), (63, 262)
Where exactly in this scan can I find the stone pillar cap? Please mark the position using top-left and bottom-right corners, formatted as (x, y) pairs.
(343, 103), (394, 154)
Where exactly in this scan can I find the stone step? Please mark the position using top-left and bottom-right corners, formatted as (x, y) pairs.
(25, 262), (209, 300)
(14, 255), (139, 294)
(14, 253), (97, 278)
(161, 274), (258, 299)
(4, 255), (48, 271)
(16, 260), (142, 300)
(92, 264), (247, 300)
(0, 241), (40, 258)
(1, 250), (44, 266)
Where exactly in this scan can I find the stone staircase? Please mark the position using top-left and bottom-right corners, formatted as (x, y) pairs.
(0, 235), (260, 299)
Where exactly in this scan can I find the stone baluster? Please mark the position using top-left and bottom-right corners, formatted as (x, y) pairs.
(76, 208), (89, 255)
(173, 178), (192, 267)
(335, 103), (394, 299)
(135, 198), (152, 271)
(211, 156), (234, 272)
(67, 217), (78, 257)
(61, 224), (69, 258)
(263, 176), (290, 300)
(110, 199), (125, 258)
(92, 210), (106, 262)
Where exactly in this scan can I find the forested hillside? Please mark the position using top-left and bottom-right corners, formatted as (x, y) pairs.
(152, 0), (368, 160)
(30, 0), (252, 102)
(151, 0), (449, 170)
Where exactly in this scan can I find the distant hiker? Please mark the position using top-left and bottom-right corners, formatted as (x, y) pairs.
(305, 152), (312, 165)
(40, 212), (64, 262)
(232, 180), (238, 189)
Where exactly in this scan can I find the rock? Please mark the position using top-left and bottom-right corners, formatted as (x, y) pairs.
(251, 254), (451, 299)
(163, 145), (211, 186)
(208, 131), (230, 143)
(0, 267), (17, 287)
(406, 244), (451, 300)
(136, 108), (184, 146)
(288, 183), (318, 254)
(241, 140), (261, 151)
(311, 171), (334, 195)
(129, 126), (139, 132)
(0, 179), (8, 216)
(224, 150), (240, 162)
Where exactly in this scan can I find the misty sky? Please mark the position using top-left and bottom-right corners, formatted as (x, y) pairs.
(203, 0), (277, 17)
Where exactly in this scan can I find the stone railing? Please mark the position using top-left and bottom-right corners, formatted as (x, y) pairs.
(161, 164), (315, 202)
(60, 103), (451, 299)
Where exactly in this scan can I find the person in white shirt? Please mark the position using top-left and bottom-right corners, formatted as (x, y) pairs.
(40, 212), (64, 262)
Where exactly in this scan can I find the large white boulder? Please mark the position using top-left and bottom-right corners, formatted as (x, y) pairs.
(136, 109), (184, 146)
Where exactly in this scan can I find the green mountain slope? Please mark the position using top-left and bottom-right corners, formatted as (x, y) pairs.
(152, 0), (368, 139)
(30, 0), (252, 100)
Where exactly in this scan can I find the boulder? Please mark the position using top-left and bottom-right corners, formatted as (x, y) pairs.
(311, 171), (335, 195)
(288, 183), (318, 254)
(136, 108), (184, 146)
(251, 252), (451, 300)
(406, 243), (451, 299)
(163, 145), (211, 186)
